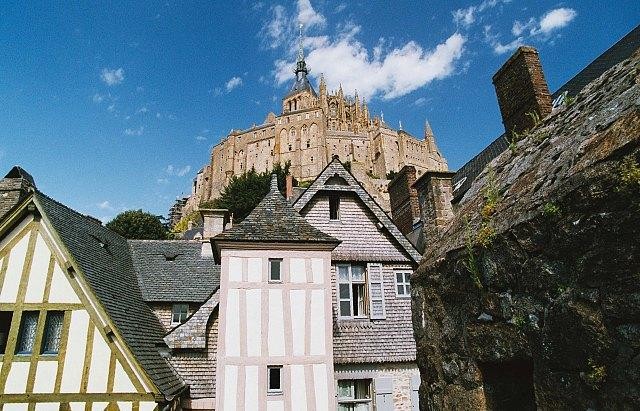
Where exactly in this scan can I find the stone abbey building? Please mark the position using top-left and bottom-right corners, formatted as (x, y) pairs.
(180, 38), (448, 217)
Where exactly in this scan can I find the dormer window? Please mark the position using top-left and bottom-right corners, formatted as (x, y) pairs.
(172, 304), (189, 325)
(329, 194), (340, 220)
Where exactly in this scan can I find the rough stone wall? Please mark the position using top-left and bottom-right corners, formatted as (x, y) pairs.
(412, 50), (640, 409)
(334, 362), (420, 410)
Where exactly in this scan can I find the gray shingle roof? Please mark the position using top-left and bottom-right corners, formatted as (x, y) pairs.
(129, 240), (219, 303)
(293, 158), (422, 264)
(212, 175), (340, 247)
(452, 24), (640, 203)
(32, 192), (185, 398)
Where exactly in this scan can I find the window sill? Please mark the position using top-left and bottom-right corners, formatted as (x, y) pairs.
(267, 391), (284, 397)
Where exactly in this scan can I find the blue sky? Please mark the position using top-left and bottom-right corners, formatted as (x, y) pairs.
(1, 1), (638, 221)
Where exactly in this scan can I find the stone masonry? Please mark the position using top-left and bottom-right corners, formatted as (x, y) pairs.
(412, 48), (640, 409)
(180, 43), (448, 217)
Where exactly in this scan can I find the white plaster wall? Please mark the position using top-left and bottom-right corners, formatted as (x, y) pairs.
(246, 289), (262, 357)
(87, 325), (111, 392)
(226, 289), (240, 357)
(216, 249), (336, 410)
(289, 290), (305, 356)
(268, 289), (285, 357)
(5, 361), (30, 394)
(60, 310), (90, 392)
(223, 365), (238, 410)
(48, 264), (80, 304)
(24, 233), (49, 303)
(33, 361), (58, 393)
(0, 233), (29, 303)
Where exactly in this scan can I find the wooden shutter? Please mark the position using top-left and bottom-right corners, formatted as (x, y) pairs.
(367, 263), (385, 319)
(411, 374), (421, 410)
(374, 377), (394, 411)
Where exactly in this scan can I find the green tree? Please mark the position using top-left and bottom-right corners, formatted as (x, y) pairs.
(203, 162), (290, 223)
(106, 210), (168, 240)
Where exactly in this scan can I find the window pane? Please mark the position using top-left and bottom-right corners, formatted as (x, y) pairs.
(354, 380), (371, 399)
(268, 367), (281, 391)
(406, 283), (411, 294)
(351, 266), (365, 281)
(339, 284), (350, 299)
(16, 312), (39, 354)
(353, 284), (366, 316)
(0, 311), (13, 354)
(397, 285), (404, 295)
(337, 381), (354, 399)
(270, 259), (282, 281)
(338, 265), (349, 282)
(339, 301), (351, 317)
(41, 311), (64, 354)
(396, 272), (403, 283)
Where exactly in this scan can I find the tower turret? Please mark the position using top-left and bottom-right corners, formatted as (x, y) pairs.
(282, 24), (316, 113)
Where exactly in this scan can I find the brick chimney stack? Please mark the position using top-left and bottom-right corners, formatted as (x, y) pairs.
(388, 166), (421, 235)
(285, 174), (294, 201)
(493, 46), (552, 136)
(1, 166), (36, 221)
(413, 171), (455, 246)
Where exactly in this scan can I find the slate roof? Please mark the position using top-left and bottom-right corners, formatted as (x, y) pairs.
(212, 175), (340, 249)
(294, 158), (422, 264)
(31, 191), (185, 398)
(452, 24), (640, 203)
(285, 75), (317, 99)
(129, 240), (219, 303)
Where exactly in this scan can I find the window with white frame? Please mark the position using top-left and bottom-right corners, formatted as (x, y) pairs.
(337, 379), (372, 410)
(337, 264), (367, 318)
(171, 304), (189, 325)
(337, 263), (386, 320)
(395, 271), (412, 297)
(269, 258), (282, 282)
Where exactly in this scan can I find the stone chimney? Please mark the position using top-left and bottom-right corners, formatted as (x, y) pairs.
(388, 166), (421, 235)
(199, 208), (230, 239)
(286, 174), (294, 201)
(493, 46), (552, 136)
(1, 166), (36, 221)
(413, 171), (455, 246)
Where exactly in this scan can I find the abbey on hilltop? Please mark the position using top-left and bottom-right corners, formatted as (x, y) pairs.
(178, 33), (448, 219)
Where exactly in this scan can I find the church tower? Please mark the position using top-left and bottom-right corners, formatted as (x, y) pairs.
(282, 25), (317, 114)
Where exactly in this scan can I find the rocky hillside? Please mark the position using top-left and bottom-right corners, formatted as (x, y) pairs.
(412, 49), (640, 409)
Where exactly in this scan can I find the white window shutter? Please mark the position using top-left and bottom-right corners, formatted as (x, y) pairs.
(374, 377), (394, 411)
(411, 374), (421, 410)
(367, 263), (385, 319)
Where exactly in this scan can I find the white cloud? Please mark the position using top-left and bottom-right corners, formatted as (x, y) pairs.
(92, 93), (104, 103)
(124, 126), (144, 136)
(297, 0), (326, 29)
(176, 165), (191, 177)
(100, 68), (124, 86)
(195, 135), (207, 141)
(512, 18), (536, 36)
(225, 76), (243, 92)
(484, 25), (524, 55)
(452, 0), (509, 28)
(166, 165), (175, 174)
(533, 8), (577, 36)
(262, 5), (288, 48)
(107, 103), (116, 112)
(97, 201), (114, 211)
(136, 106), (149, 114)
(275, 27), (465, 100)
(414, 97), (427, 107)
(157, 178), (169, 185)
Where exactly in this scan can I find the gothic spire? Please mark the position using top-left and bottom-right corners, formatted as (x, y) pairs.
(295, 24), (309, 81)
